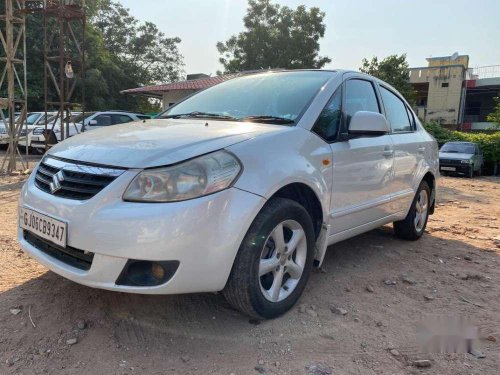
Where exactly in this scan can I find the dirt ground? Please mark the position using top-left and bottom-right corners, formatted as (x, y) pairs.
(0, 173), (499, 375)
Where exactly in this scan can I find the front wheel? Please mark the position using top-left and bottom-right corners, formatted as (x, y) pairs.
(393, 181), (431, 241)
(223, 198), (315, 319)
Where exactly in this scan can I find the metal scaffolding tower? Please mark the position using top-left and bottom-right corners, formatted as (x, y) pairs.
(42, 0), (85, 147)
(0, 0), (85, 172)
(0, 0), (28, 172)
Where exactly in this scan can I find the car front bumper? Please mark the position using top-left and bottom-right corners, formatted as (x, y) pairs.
(439, 162), (472, 174)
(18, 169), (266, 294)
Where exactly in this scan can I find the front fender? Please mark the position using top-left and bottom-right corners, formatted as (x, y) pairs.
(227, 127), (332, 222)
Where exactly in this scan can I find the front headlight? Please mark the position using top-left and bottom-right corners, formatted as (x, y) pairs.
(123, 150), (242, 202)
(460, 159), (473, 164)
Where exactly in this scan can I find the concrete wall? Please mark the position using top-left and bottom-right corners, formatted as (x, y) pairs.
(409, 66), (465, 124)
(162, 90), (198, 110)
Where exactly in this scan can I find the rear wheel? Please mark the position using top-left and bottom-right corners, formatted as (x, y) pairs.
(394, 181), (430, 241)
(223, 198), (315, 319)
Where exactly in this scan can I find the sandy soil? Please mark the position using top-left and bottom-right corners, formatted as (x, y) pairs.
(0, 174), (499, 375)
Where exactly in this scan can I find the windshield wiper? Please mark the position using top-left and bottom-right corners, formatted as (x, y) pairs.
(238, 115), (295, 125)
(161, 111), (237, 121)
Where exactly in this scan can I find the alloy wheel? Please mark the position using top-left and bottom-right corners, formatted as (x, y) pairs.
(414, 190), (429, 232)
(258, 220), (307, 303)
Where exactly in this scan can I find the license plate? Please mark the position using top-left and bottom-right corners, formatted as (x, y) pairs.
(19, 207), (67, 247)
(441, 166), (456, 171)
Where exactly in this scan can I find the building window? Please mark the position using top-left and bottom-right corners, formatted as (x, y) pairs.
(441, 82), (449, 88)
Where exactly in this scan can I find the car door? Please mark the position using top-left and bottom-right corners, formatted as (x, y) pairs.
(378, 85), (423, 213)
(329, 76), (395, 234)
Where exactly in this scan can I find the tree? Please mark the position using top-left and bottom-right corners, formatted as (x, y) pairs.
(360, 54), (415, 103)
(9, 0), (183, 112)
(486, 97), (500, 130)
(217, 0), (331, 73)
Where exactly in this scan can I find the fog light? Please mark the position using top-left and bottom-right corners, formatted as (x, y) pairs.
(151, 262), (166, 280)
(116, 260), (180, 287)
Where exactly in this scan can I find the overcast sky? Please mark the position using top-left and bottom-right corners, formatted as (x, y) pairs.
(120, 0), (500, 77)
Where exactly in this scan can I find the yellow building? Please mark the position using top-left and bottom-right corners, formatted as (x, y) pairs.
(409, 54), (469, 126)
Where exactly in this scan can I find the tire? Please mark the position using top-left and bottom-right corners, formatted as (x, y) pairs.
(476, 165), (482, 177)
(393, 181), (431, 241)
(223, 198), (315, 319)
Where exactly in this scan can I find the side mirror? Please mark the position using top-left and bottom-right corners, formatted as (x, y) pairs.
(348, 111), (390, 135)
(88, 119), (98, 126)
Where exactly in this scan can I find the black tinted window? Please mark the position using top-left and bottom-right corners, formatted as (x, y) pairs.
(345, 79), (379, 126)
(313, 89), (341, 142)
(93, 115), (112, 126)
(380, 87), (412, 132)
(112, 114), (133, 124)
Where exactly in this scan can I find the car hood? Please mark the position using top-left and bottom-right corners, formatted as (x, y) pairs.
(47, 119), (289, 168)
(439, 152), (473, 160)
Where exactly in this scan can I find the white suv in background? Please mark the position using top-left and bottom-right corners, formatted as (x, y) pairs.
(18, 70), (438, 319)
(29, 111), (151, 152)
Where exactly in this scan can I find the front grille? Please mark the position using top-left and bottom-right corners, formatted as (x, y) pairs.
(34, 156), (124, 200)
(439, 158), (462, 166)
(24, 230), (94, 271)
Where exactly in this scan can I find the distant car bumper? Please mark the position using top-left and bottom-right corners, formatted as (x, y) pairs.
(439, 161), (472, 174)
(18, 168), (266, 294)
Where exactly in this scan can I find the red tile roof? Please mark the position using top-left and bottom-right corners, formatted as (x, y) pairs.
(121, 73), (243, 96)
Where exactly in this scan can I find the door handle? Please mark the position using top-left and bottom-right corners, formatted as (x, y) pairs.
(417, 146), (426, 154)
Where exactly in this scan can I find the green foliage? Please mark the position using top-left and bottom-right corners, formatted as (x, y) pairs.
(16, 0), (183, 112)
(423, 122), (500, 164)
(486, 97), (500, 129)
(360, 54), (415, 104)
(217, 0), (331, 73)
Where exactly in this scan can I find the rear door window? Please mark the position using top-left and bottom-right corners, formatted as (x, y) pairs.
(380, 86), (413, 132)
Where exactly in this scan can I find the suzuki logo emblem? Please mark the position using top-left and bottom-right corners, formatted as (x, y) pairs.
(50, 170), (65, 194)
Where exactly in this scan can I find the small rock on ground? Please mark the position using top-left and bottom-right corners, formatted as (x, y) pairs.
(306, 362), (333, 375)
(389, 349), (400, 356)
(330, 306), (348, 315)
(66, 338), (78, 346)
(254, 365), (266, 374)
(366, 285), (375, 293)
(402, 273), (417, 285)
(413, 359), (432, 368)
(9, 308), (22, 315)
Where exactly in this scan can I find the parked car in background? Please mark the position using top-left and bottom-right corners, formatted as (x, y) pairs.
(439, 141), (483, 178)
(18, 70), (438, 319)
(10, 112), (58, 148)
(0, 112), (20, 145)
(29, 111), (151, 152)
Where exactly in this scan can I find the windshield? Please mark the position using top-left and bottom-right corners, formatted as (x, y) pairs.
(26, 113), (41, 125)
(70, 112), (96, 123)
(441, 143), (475, 154)
(159, 71), (335, 124)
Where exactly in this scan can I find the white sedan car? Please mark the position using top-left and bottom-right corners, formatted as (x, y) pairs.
(18, 70), (438, 318)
